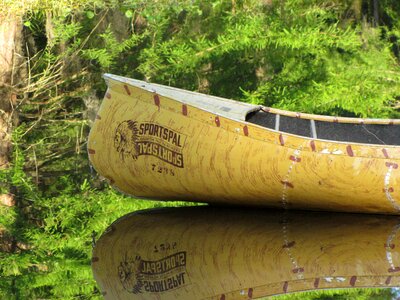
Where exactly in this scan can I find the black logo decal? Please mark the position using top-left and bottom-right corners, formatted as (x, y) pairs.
(114, 120), (139, 161)
(118, 252), (187, 294)
(114, 121), (186, 168)
(118, 255), (144, 294)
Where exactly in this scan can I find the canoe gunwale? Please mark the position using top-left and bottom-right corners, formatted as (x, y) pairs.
(100, 74), (400, 161)
(262, 107), (400, 125)
(103, 73), (261, 121)
(103, 73), (400, 126)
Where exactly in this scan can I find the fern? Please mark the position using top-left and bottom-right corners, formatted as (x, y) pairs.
(81, 27), (141, 69)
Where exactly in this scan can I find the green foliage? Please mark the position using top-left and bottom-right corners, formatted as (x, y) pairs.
(81, 27), (141, 69)
(134, 0), (400, 117)
(2, 0), (400, 299)
(0, 128), (34, 198)
(0, 148), (196, 298)
(0, 126), (199, 299)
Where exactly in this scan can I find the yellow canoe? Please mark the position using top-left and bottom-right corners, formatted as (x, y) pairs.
(92, 207), (400, 299)
(88, 74), (400, 214)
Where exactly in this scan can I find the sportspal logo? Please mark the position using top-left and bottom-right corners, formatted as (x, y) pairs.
(114, 120), (139, 161)
(114, 120), (186, 168)
(118, 252), (188, 294)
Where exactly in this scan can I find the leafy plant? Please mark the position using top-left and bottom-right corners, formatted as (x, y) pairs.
(2, 0), (400, 299)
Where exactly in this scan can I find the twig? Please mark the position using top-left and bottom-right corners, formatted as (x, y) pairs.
(20, 110), (43, 138)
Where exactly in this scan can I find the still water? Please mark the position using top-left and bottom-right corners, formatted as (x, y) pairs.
(92, 207), (400, 299)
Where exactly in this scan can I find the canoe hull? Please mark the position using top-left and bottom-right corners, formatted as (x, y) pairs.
(88, 75), (400, 214)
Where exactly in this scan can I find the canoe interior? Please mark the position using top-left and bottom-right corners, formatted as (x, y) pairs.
(247, 110), (400, 146)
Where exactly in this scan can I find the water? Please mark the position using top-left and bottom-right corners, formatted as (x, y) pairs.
(91, 206), (400, 299)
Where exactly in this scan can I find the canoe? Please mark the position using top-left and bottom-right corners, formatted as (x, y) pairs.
(92, 206), (400, 299)
(88, 73), (400, 214)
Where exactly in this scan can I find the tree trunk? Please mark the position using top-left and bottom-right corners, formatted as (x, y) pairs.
(372, 0), (379, 26)
(0, 13), (24, 226)
(0, 14), (22, 171)
(0, 14), (29, 254)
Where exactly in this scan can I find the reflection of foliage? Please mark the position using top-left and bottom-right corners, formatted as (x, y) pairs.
(1, 0), (400, 299)
(0, 141), (192, 298)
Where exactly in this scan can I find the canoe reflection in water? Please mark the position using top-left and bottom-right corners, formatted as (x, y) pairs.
(92, 207), (400, 299)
